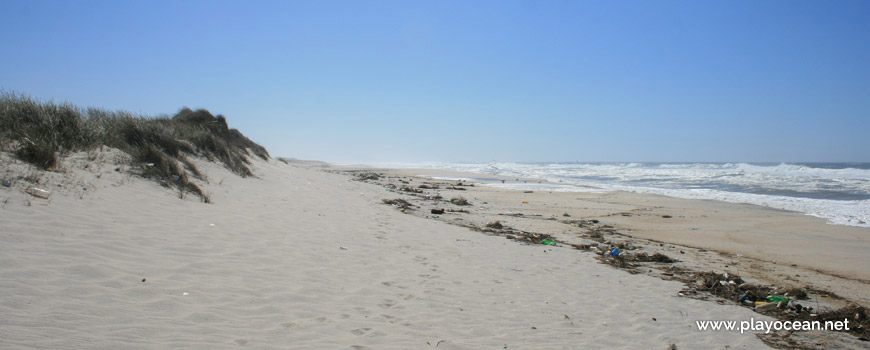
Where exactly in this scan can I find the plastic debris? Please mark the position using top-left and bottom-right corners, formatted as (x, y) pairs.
(738, 282), (758, 290)
(755, 302), (777, 312)
(26, 187), (50, 199)
(541, 240), (556, 246)
(767, 295), (789, 303)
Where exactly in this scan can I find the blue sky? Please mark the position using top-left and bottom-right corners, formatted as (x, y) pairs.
(1, 0), (868, 163)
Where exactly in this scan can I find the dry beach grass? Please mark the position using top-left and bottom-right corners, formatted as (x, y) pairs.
(0, 92), (268, 201)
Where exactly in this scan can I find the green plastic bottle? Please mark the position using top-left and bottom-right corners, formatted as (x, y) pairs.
(541, 240), (556, 246)
(767, 295), (789, 303)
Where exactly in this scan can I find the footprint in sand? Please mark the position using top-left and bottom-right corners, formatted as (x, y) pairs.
(350, 327), (386, 337)
(350, 328), (372, 336)
(376, 313), (406, 325)
(378, 299), (396, 309)
(397, 293), (416, 301)
(418, 273), (440, 280)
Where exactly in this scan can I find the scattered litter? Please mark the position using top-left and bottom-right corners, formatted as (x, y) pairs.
(755, 302), (777, 312)
(2, 180), (10, 187)
(450, 197), (470, 206)
(767, 295), (789, 303)
(182, 292), (190, 296)
(431, 209), (445, 214)
(401, 185), (423, 193)
(633, 253), (676, 263)
(382, 198), (414, 210)
(339, 246), (348, 250)
(738, 282), (758, 290)
(485, 221), (504, 229)
(26, 187), (50, 199)
(355, 172), (380, 181)
(541, 240), (556, 246)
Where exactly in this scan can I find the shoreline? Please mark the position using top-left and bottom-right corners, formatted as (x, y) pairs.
(368, 163), (870, 229)
(2, 153), (867, 349)
(333, 165), (870, 347)
(375, 167), (870, 290)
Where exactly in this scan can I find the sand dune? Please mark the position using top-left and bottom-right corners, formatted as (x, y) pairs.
(1, 154), (775, 349)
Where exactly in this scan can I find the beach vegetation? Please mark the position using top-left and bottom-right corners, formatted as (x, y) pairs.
(0, 92), (269, 202)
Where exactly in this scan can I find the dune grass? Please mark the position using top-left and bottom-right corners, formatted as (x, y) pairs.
(0, 92), (270, 202)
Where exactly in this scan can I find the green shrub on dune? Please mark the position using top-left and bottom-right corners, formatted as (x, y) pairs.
(0, 92), (270, 202)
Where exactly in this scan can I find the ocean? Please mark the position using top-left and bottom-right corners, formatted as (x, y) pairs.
(378, 162), (870, 227)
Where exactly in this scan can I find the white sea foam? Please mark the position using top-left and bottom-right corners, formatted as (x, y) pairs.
(382, 162), (870, 227)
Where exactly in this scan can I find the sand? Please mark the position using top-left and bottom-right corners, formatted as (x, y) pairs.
(386, 168), (870, 305)
(0, 151), (827, 349)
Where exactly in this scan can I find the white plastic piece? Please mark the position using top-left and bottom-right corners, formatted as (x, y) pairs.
(26, 187), (50, 199)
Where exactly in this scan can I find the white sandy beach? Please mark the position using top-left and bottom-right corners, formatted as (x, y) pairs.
(0, 153), (784, 349)
(385, 168), (870, 307)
